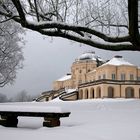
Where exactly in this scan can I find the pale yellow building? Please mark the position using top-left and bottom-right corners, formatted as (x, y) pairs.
(38, 51), (140, 101)
(53, 51), (104, 90)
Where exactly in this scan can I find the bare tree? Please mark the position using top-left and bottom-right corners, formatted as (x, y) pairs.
(13, 90), (35, 102)
(0, 0), (139, 51)
(0, 93), (8, 102)
(0, 16), (24, 87)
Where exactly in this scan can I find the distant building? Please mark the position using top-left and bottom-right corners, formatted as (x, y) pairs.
(38, 51), (140, 101)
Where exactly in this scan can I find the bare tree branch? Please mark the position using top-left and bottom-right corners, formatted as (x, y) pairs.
(0, 0), (140, 51)
(11, 0), (26, 25)
(34, 0), (40, 21)
(24, 21), (130, 43)
(36, 29), (134, 51)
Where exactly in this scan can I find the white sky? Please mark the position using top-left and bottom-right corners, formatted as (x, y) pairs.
(1, 30), (140, 97)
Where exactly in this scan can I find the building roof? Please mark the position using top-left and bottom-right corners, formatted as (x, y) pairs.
(57, 74), (72, 82)
(102, 56), (134, 67)
(76, 51), (104, 62)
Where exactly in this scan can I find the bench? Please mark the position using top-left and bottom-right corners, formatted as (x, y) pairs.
(0, 103), (70, 127)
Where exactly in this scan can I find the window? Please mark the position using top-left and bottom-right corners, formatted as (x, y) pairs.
(98, 76), (101, 80)
(130, 74), (134, 80)
(79, 70), (82, 73)
(103, 74), (106, 79)
(121, 73), (125, 80)
(137, 77), (140, 80)
(112, 74), (116, 80)
(88, 69), (90, 72)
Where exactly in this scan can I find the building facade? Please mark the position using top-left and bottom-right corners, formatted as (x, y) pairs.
(52, 51), (140, 100)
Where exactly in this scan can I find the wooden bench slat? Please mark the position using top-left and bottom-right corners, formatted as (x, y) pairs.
(0, 111), (70, 118)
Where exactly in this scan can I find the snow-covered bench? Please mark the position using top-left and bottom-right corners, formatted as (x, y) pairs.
(0, 102), (70, 127)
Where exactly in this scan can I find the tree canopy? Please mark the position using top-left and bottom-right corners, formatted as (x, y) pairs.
(0, 0), (140, 51)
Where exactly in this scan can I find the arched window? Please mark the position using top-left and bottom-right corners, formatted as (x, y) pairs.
(79, 89), (83, 99)
(90, 88), (94, 99)
(96, 87), (101, 98)
(125, 87), (134, 98)
(85, 89), (88, 99)
(108, 87), (114, 98)
(139, 89), (140, 98)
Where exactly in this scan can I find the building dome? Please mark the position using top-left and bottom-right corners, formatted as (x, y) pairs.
(76, 51), (103, 62)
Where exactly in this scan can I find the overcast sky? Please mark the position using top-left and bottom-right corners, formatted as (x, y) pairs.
(1, 30), (140, 97)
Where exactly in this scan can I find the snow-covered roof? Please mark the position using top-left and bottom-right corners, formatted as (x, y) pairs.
(102, 56), (134, 67)
(76, 51), (104, 62)
(57, 74), (72, 81)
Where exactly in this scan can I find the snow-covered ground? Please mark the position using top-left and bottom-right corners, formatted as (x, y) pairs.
(0, 99), (140, 140)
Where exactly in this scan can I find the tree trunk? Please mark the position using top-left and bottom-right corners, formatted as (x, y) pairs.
(128, 0), (140, 49)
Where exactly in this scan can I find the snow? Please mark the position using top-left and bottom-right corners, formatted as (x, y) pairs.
(0, 102), (68, 113)
(57, 75), (71, 81)
(102, 56), (134, 66)
(65, 88), (77, 93)
(77, 51), (104, 62)
(0, 99), (140, 140)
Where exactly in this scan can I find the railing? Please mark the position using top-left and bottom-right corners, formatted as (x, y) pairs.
(79, 79), (140, 88)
